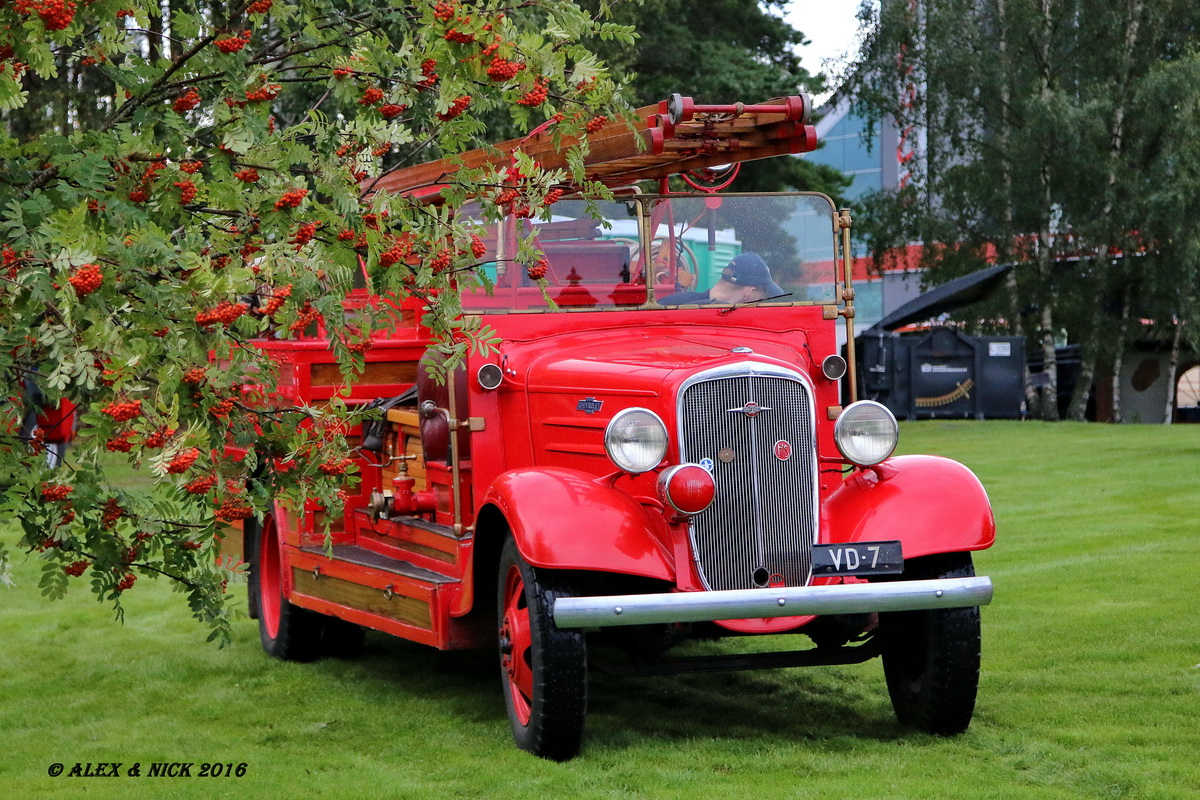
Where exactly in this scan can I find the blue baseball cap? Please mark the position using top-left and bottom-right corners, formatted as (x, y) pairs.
(722, 252), (785, 298)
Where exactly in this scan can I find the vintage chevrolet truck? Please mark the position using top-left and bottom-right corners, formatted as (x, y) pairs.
(230, 95), (995, 760)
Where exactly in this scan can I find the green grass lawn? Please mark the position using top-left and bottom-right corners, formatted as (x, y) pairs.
(2, 421), (1198, 799)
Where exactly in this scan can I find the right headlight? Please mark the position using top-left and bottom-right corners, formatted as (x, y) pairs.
(834, 400), (899, 466)
(604, 408), (668, 474)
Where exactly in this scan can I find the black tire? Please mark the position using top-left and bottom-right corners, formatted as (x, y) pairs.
(880, 552), (982, 735)
(256, 513), (324, 662)
(243, 515), (261, 620)
(497, 537), (588, 761)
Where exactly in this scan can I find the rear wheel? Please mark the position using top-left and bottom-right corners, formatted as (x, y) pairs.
(497, 537), (587, 761)
(257, 513), (323, 662)
(880, 552), (981, 735)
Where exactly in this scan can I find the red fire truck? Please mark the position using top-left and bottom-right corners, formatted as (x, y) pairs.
(230, 95), (995, 760)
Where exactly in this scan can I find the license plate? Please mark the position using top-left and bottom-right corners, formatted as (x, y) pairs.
(811, 541), (903, 576)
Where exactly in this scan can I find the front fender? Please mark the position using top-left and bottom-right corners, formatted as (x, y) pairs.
(823, 455), (995, 559)
(480, 468), (675, 582)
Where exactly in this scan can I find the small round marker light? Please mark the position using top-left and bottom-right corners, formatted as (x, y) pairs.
(477, 363), (504, 390)
(821, 354), (847, 381)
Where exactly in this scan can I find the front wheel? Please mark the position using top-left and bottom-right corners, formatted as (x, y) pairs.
(880, 552), (982, 735)
(256, 513), (324, 662)
(497, 537), (588, 761)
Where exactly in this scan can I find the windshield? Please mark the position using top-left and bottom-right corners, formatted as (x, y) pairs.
(458, 193), (839, 313)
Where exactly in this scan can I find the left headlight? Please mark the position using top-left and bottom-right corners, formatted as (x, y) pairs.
(834, 400), (899, 466)
(604, 408), (668, 474)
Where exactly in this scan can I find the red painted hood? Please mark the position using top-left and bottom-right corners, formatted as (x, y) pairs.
(516, 325), (814, 393)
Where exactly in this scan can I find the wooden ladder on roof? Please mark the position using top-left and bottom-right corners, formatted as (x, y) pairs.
(371, 93), (818, 199)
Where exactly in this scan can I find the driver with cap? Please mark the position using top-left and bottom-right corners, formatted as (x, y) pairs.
(658, 252), (785, 306)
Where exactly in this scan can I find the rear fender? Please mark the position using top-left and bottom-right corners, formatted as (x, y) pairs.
(823, 455), (995, 559)
(479, 468), (675, 581)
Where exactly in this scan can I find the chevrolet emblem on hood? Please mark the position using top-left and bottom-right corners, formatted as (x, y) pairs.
(577, 397), (604, 414)
(726, 401), (771, 417)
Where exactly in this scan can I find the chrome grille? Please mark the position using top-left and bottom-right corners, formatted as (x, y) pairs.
(678, 368), (818, 591)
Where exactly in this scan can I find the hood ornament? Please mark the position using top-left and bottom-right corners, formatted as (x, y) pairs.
(726, 400), (771, 417)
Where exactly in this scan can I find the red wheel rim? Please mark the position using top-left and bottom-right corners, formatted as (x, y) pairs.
(500, 563), (533, 726)
(259, 517), (282, 640)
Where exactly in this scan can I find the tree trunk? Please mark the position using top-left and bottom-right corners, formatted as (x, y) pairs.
(1110, 281), (1133, 423)
(1163, 318), (1183, 424)
(1035, 0), (1059, 421)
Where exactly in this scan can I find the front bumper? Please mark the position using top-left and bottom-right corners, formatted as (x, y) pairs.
(551, 576), (993, 629)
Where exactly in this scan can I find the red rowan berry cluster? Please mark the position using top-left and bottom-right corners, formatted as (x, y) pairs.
(116, 573), (136, 591)
(106, 430), (136, 453)
(337, 228), (356, 241)
(41, 483), (74, 502)
(427, 249), (453, 273)
(210, 253), (231, 270)
(180, 539), (203, 550)
(233, 167), (259, 183)
(196, 300), (249, 328)
(215, 30), (252, 54)
(245, 83), (280, 102)
(517, 76), (549, 106)
(493, 186), (521, 212)
(184, 474), (217, 495)
(142, 427), (175, 449)
(444, 25), (475, 44)
(359, 86), (384, 106)
(210, 397), (236, 418)
(290, 221), (320, 248)
(174, 180), (197, 204)
(433, 1), (456, 21)
(576, 76), (598, 94)
(418, 59), (438, 89)
(379, 237), (414, 267)
(274, 187), (308, 210)
(469, 234), (487, 259)
(487, 56), (525, 82)
(64, 560), (89, 577)
(101, 499), (125, 529)
(241, 242), (263, 260)
(542, 188), (563, 207)
(183, 367), (206, 384)
(214, 497), (253, 520)
(28, 426), (46, 455)
(527, 258), (549, 281)
(179, 159), (202, 174)
(380, 103), (407, 120)
(166, 447), (200, 474)
(586, 116), (608, 134)
(68, 263), (103, 296)
(127, 160), (166, 204)
(115, 8), (134, 17)
(257, 284), (292, 316)
(333, 66), (353, 79)
(437, 95), (471, 121)
(371, 142), (393, 157)
(347, 337), (373, 355)
(102, 400), (142, 422)
(14, 0), (77, 31)
(289, 301), (324, 335)
(173, 88), (201, 114)
(318, 458), (352, 476)
(246, 0), (272, 14)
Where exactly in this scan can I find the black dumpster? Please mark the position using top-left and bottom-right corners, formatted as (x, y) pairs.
(858, 328), (1025, 420)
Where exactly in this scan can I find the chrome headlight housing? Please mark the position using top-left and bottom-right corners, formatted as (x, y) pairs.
(834, 400), (899, 466)
(604, 408), (668, 474)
